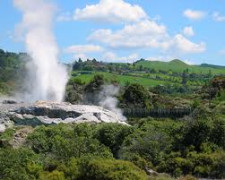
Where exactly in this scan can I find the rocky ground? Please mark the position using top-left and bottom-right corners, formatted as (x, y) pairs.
(0, 100), (127, 132)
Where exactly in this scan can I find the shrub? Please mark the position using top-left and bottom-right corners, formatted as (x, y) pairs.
(0, 148), (43, 180)
(27, 124), (113, 161)
(39, 170), (65, 180)
(80, 158), (148, 180)
(122, 83), (151, 108)
(119, 127), (172, 165)
(94, 123), (134, 157)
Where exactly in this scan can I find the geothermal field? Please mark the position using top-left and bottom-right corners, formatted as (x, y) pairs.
(0, 100), (126, 132)
(0, 0), (127, 133)
(0, 0), (225, 179)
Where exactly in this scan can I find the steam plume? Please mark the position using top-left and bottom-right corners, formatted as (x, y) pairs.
(14, 0), (68, 102)
(99, 85), (126, 121)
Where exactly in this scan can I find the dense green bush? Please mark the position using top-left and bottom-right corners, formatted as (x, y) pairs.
(157, 151), (225, 178)
(119, 126), (172, 165)
(121, 83), (152, 109)
(0, 148), (43, 180)
(27, 124), (113, 161)
(0, 118), (224, 179)
(94, 123), (134, 157)
(0, 128), (15, 148)
(80, 158), (148, 180)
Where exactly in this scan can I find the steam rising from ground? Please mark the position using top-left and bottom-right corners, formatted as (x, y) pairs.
(14, 0), (68, 102)
(98, 85), (126, 121)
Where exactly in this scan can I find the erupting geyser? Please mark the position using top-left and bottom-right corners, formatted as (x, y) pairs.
(14, 0), (68, 102)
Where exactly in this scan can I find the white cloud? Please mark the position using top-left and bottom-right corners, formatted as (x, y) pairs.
(88, 20), (206, 54)
(74, 0), (147, 23)
(88, 20), (169, 49)
(60, 2), (206, 60)
(213, 12), (225, 22)
(173, 34), (206, 54)
(64, 44), (103, 54)
(64, 44), (103, 60)
(183, 9), (206, 20)
(182, 26), (195, 37)
(102, 52), (139, 62)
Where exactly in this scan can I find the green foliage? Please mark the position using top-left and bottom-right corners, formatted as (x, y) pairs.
(0, 49), (26, 94)
(120, 125), (172, 165)
(122, 83), (152, 108)
(181, 118), (212, 151)
(84, 74), (106, 104)
(210, 118), (225, 148)
(216, 90), (225, 101)
(94, 123), (134, 157)
(156, 150), (225, 178)
(0, 148), (43, 180)
(27, 124), (113, 160)
(59, 157), (81, 179)
(68, 77), (85, 86)
(202, 76), (225, 99)
(85, 74), (105, 93)
(191, 99), (201, 109)
(39, 170), (65, 180)
(120, 152), (153, 170)
(0, 128), (15, 143)
(0, 117), (224, 179)
(80, 158), (148, 180)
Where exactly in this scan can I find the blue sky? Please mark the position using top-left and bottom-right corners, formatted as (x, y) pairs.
(1, 0), (225, 65)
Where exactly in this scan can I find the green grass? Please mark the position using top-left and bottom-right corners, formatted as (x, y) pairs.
(136, 59), (225, 74)
(72, 71), (174, 87)
(69, 59), (225, 89)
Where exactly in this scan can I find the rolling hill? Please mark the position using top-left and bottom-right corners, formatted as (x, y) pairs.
(135, 59), (225, 74)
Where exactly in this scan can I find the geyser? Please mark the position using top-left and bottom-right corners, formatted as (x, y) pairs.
(14, 0), (68, 102)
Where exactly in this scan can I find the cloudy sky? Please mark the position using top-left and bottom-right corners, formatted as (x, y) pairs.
(1, 0), (225, 65)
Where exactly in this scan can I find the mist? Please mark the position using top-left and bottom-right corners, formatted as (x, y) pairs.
(14, 0), (68, 102)
(98, 85), (126, 121)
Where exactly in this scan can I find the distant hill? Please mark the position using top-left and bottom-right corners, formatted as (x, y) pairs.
(135, 59), (225, 75)
(1, 48), (225, 94)
(200, 63), (225, 69)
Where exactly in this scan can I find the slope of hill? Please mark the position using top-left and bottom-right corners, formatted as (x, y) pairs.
(200, 63), (225, 69)
(136, 59), (225, 74)
(70, 58), (225, 90)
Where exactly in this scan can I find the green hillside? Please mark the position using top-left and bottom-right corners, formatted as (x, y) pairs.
(70, 58), (225, 91)
(200, 63), (225, 69)
(70, 72), (171, 87)
(136, 59), (225, 74)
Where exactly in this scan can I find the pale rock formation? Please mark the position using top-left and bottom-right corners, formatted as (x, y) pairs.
(0, 101), (127, 132)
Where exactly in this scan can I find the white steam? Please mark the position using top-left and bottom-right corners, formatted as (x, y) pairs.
(14, 0), (68, 102)
(99, 85), (126, 121)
